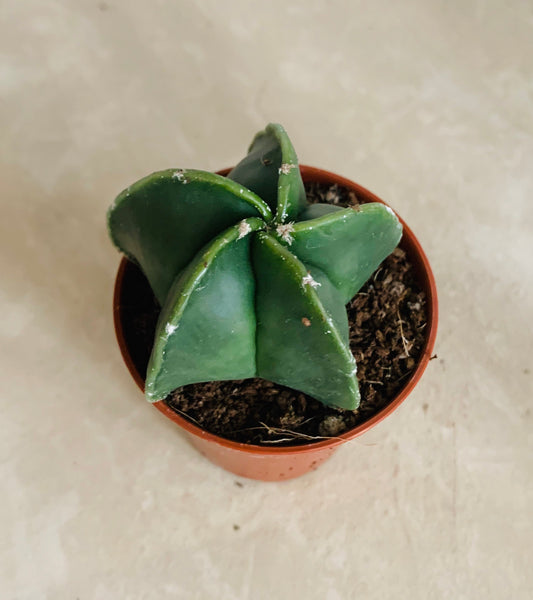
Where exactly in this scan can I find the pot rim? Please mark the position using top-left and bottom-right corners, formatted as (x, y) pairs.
(113, 165), (438, 455)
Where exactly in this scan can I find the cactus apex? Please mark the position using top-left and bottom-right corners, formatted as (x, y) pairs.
(275, 222), (295, 245)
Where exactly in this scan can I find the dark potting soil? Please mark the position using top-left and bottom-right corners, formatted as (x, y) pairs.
(120, 182), (428, 446)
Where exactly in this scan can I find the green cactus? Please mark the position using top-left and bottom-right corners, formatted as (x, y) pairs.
(108, 124), (402, 410)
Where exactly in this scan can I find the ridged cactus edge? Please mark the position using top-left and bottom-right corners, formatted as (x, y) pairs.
(108, 124), (403, 410)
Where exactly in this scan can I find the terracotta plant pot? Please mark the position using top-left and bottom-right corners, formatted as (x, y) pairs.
(113, 166), (438, 481)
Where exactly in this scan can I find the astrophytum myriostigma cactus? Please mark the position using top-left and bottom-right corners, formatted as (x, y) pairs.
(108, 124), (402, 410)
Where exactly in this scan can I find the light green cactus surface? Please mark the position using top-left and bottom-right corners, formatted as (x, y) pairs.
(108, 124), (402, 409)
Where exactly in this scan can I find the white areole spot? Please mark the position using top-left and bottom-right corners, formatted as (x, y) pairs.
(279, 163), (297, 175)
(172, 169), (188, 183)
(276, 222), (295, 245)
(238, 220), (252, 239)
(302, 273), (321, 289)
(165, 323), (178, 335)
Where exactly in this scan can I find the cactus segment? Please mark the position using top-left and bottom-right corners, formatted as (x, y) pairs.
(145, 218), (265, 402)
(289, 204), (403, 304)
(307, 266), (350, 346)
(108, 169), (272, 304)
(252, 232), (360, 410)
(227, 124), (307, 224)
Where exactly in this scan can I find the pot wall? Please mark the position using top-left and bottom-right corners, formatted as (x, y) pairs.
(155, 402), (338, 481)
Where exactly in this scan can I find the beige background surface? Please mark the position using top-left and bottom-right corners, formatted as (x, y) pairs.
(1, 1), (532, 598)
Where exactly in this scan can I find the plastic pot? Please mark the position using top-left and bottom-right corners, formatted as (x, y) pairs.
(113, 166), (438, 481)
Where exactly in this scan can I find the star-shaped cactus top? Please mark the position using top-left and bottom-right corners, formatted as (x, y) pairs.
(108, 124), (402, 409)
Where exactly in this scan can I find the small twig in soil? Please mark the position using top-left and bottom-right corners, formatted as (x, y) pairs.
(260, 437), (306, 444)
(395, 369), (414, 384)
(397, 309), (411, 357)
(258, 422), (345, 442)
(171, 406), (204, 428)
(294, 416), (319, 427)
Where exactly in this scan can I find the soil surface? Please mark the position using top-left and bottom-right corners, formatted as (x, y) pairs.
(120, 182), (428, 446)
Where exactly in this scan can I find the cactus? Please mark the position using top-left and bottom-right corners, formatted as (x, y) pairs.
(108, 124), (402, 410)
